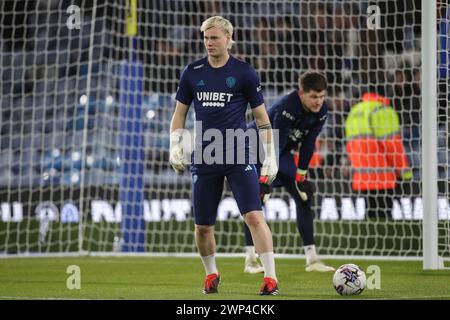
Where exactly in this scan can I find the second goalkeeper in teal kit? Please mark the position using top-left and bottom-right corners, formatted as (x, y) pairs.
(169, 16), (280, 295)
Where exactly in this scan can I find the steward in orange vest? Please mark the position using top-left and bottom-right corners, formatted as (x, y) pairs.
(345, 93), (412, 191)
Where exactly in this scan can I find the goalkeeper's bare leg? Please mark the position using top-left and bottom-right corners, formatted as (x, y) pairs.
(244, 211), (279, 295)
(195, 225), (220, 294)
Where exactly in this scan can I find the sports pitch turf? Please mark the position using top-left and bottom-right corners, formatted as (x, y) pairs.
(0, 257), (449, 300)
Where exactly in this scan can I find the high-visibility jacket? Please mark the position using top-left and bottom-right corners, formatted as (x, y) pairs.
(345, 99), (410, 191)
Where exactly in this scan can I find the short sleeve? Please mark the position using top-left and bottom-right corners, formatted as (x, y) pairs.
(243, 67), (264, 108)
(175, 66), (193, 105)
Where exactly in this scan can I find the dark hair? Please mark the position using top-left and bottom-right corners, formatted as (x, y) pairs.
(299, 71), (327, 93)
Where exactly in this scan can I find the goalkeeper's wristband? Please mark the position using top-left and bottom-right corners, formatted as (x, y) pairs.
(262, 142), (277, 162)
(295, 169), (307, 183)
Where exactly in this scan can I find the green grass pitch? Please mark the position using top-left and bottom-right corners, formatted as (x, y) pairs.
(0, 257), (449, 300)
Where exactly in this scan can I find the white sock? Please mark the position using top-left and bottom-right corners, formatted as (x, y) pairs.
(304, 244), (318, 265)
(200, 254), (218, 275)
(259, 252), (277, 281)
(245, 246), (257, 261)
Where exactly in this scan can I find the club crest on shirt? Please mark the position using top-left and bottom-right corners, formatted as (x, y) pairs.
(226, 76), (236, 88)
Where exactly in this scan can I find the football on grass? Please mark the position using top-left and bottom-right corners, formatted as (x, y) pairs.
(333, 263), (366, 296)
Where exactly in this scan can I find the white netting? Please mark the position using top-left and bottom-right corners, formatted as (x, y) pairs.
(437, 0), (450, 259)
(0, 0), (448, 260)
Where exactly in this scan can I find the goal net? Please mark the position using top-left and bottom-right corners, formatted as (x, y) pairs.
(437, 0), (450, 264)
(0, 0), (448, 262)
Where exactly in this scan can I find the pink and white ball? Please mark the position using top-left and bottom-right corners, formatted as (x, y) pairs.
(333, 264), (366, 296)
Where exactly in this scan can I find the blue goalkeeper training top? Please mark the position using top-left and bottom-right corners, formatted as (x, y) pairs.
(175, 55), (264, 172)
(248, 90), (328, 171)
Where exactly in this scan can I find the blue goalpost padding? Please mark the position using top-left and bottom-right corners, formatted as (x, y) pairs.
(119, 58), (146, 252)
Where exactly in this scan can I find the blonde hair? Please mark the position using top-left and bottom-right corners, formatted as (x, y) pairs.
(200, 16), (235, 49)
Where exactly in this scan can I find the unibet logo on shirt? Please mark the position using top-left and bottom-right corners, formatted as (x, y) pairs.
(196, 91), (233, 108)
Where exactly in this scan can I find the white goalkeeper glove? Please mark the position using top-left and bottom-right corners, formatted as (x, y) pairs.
(260, 142), (278, 185)
(169, 131), (188, 174)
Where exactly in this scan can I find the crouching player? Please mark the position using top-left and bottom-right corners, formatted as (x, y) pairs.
(243, 71), (335, 274)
